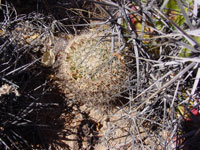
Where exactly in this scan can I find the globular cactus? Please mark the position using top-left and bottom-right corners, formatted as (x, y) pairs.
(54, 31), (130, 107)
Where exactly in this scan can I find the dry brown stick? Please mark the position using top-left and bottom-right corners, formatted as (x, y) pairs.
(135, 62), (196, 111)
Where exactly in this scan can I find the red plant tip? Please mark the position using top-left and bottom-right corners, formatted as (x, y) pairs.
(191, 108), (199, 116)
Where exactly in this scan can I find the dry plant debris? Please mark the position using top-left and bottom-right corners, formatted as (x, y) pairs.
(0, 0), (200, 150)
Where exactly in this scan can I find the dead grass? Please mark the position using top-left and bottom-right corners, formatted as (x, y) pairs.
(1, 0), (200, 150)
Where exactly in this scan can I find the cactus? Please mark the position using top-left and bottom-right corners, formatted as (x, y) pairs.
(54, 31), (130, 107)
